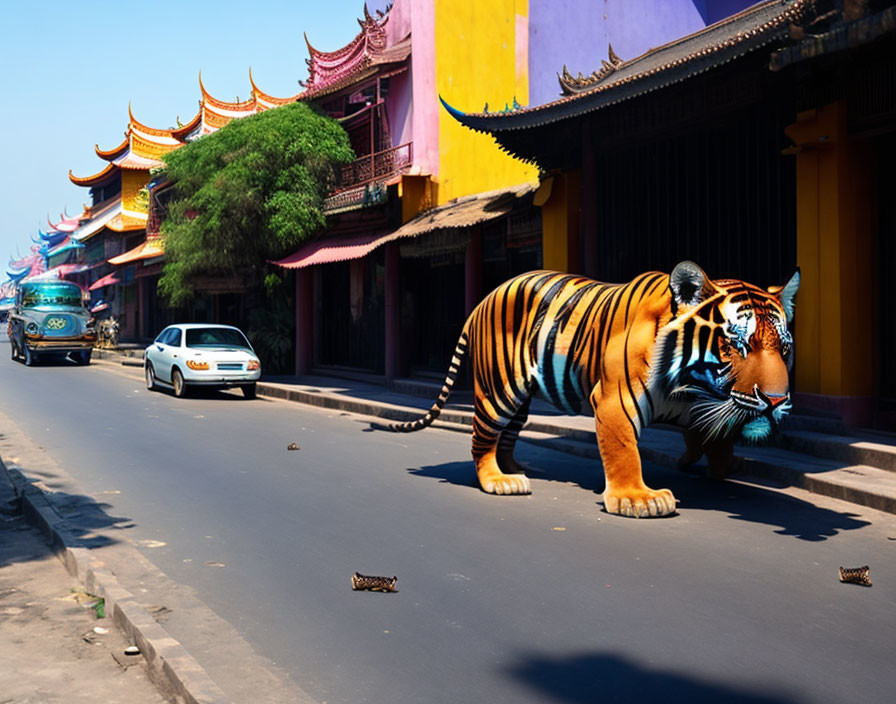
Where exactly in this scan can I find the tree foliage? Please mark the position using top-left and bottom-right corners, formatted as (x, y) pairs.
(158, 102), (353, 306)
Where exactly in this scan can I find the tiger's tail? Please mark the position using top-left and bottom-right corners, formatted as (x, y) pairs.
(389, 325), (470, 433)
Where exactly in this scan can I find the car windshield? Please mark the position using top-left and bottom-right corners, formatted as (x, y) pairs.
(20, 283), (82, 308)
(185, 327), (252, 350)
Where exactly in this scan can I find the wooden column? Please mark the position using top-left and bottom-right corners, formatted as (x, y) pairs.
(384, 242), (400, 382)
(137, 278), (147, 339)
(784, 102), (874, 424)
(539, 171), (582, 273)
(465, 227), (483, 315)
(294, 268), (313, 376)
(581, 124), (598, 278)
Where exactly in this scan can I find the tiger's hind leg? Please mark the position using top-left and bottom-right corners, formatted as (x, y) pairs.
(496, 398), (531, 476)
(472, 395), (532, 496)
(677, 428), (735, 479)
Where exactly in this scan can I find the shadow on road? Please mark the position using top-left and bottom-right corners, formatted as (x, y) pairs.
(407, 461), (478, 488)
(407, 455), (870, 541)
(1, 467), (133, 567)
(676, 472), (871, 541)
(504, 650), (799, 704)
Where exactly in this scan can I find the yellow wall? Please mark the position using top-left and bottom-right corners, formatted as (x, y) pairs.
(539, 172), (582, 272)
(435, 0), (538, 203)
(785, 102), (875, 398)
(121, 169), (150, 215)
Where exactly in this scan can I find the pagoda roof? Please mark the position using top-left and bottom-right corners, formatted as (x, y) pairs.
(170, 110), (203, 141)
(192, 70), (299, 136)
(107, 210), (148, 233)
(69, 162), (120, 188)
(299, 4), (409, 100)
(108, 237), (164, 265)
(48, 213), (81, 233)
(199, 71), (258, 114)
(442, 0), (812, 163)
(95, 138), (129, 161)
(250, 68), (300, 109)
(72, 200), (121, 243)
(72, 105), (184, 187)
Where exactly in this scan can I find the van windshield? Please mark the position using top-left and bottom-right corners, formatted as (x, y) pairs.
(185, 327), (252, 350)
(20, 283), (82, 308)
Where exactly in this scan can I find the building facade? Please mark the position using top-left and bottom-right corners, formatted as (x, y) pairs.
(447, 0), (896, 428)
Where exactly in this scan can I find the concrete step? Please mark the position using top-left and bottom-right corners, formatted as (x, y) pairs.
(782, 429), (896, 474)
(781, 411), (847, 435)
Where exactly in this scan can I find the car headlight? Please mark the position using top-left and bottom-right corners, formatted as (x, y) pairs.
(26, 322), (39, 334)
(247, 360), (260, 371)
(186, 360), (209, 370)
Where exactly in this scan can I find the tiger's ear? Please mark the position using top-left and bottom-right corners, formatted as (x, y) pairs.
(767, 268), (800, 324)
(670, 261), (718, 311)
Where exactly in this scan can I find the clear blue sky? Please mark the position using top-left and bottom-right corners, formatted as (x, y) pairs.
(0, 0), (389, 267)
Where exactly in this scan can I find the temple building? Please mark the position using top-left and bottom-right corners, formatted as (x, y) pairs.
(69, 72), (299, 338)
(446, 0), (896, 428)
(68, 105), (182, 337)
(276, 0), (764, 383)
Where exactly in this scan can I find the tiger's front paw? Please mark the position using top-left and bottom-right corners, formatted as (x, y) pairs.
(604, 487), (677, 517)
(481, 474), (532, 495)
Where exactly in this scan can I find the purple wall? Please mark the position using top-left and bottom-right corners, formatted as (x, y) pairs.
(528, 0), (755, 107)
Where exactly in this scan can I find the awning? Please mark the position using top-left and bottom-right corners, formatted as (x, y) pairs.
(273, 231), (390, 269)
(89, 272), (121, 290)
(108, 239), (164, 266)
(274, 182), (536, 269)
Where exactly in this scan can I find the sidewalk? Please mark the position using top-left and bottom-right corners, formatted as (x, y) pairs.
(94, 348), (896, 516)
(0, 469), (166, 704)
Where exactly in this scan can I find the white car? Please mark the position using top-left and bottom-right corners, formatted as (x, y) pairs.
(144, 324), (261, 399)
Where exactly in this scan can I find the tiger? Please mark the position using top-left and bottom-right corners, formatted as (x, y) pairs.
(391, 261), (800, 518)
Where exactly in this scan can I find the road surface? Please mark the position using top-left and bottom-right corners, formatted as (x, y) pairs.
(1, 339), (894, 703)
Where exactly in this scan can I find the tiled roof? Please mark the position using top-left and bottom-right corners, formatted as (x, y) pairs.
(274, 182), (536, 269)
(444, 0), (813, 134)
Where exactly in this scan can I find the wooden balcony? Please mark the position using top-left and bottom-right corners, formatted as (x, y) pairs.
(324, 142), (413, 213)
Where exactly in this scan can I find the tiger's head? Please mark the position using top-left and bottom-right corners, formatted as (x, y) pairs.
(657, 261), (800, 443)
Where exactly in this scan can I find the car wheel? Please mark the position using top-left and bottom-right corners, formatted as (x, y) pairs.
(77, 349), (92, 365)
(172, 368), (188, 398)
(145, 363), (157, 391)
(24, 347), (36, 366)
(242, 383), (257, 400)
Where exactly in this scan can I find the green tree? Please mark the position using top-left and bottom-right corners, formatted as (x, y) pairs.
(158, 102), (353, 306)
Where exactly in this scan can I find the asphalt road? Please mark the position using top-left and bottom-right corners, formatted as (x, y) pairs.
(1, 339), (895, 704)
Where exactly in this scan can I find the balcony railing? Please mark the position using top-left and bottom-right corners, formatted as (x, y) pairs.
(331, 142), (413, 194)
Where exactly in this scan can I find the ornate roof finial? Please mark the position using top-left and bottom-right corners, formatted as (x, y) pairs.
(557, 44), (625, 96)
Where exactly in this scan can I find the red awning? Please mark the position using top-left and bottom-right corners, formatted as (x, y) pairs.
(89, 272), (121, 290)
(273, 231), (390, 269)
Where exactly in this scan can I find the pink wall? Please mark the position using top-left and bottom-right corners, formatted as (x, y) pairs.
(383, 0), (438, 177)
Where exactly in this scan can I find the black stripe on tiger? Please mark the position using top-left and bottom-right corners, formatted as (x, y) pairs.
(389, 330), (469, 433)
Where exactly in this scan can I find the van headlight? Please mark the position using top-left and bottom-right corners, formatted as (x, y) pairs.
(26, 322), (39, 334)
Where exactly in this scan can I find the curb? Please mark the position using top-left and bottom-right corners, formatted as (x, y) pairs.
(2, 462), (230, 704)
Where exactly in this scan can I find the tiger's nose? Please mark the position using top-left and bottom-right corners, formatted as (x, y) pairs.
(765, 392), (789, 409)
